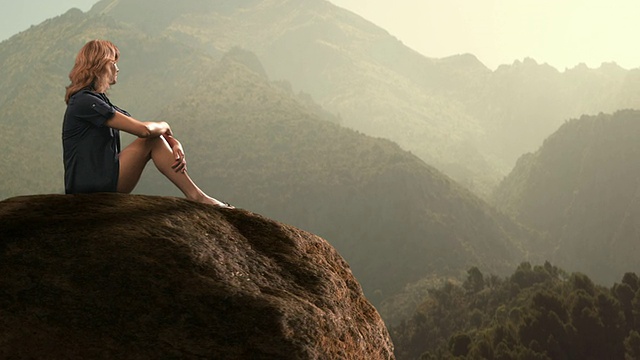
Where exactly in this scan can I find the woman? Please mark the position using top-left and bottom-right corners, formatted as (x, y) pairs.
(63, 39), (232, 208)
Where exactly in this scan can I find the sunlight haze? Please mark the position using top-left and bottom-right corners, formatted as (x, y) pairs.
(1, 0), (638, 70)
(330, 0), (639, 70)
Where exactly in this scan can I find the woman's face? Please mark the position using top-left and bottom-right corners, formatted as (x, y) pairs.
(108, 61), (119, 86)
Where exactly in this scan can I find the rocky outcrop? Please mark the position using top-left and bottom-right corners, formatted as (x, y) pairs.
(0, 194), (394, 359)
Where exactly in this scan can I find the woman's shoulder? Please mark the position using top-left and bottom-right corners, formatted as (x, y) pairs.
(72, 88), (100, 99)
(69, 88), (108, 106)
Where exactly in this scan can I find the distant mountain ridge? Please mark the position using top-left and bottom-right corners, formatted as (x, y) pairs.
(493, 109), (640, 283)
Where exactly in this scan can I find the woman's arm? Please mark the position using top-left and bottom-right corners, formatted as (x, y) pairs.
(105, 111), (172, 138)
(106, 112), (187, 172)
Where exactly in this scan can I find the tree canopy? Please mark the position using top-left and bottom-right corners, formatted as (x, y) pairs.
(392, 262), (640, 359)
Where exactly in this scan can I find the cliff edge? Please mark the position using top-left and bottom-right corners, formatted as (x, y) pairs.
(0, 194), (394, 359)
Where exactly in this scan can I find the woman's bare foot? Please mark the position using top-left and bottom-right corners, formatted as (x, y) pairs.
(193, 193), (235, 208)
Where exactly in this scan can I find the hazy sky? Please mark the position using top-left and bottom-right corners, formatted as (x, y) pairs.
(331, 0), (639, 70)
(1, 0), (638, 71)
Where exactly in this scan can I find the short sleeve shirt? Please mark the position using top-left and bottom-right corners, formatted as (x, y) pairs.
(62, 89), (130, 194)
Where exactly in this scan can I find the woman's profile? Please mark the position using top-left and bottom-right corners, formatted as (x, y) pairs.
(62, 39), (232, 208)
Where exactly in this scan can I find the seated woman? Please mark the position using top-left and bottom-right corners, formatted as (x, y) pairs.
(63, 39), (232, 208)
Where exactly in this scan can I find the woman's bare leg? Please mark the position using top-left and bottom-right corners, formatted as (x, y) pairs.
(117, 137), (231, 207)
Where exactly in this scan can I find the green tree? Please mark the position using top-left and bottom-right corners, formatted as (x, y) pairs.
(625, 330), (640, 360)
(570, 273), (596, 295)
(449, 333), (471, 357)
(614, 283), (636, 328)
(569, 290), (605, 359)
(622, 273), (639, 292)
(464, 266), (485, 294)
(596, 293), (626, 357)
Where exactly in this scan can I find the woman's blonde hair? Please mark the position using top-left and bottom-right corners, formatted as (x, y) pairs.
(65, 40), (120, 104)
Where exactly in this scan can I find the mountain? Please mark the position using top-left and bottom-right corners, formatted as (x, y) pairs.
(84, 0), (640, 197)
(0, 8), (532, 307)
(0, 193), (395, 359)
(85, 0), (498, 194)
(469, 59), (639, 172)
(493, 110), (640, 284)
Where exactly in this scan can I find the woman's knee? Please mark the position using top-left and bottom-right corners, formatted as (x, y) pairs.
(131, 137), (160, 158)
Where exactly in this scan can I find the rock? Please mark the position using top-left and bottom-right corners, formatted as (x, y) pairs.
(0, 194), (394, 359)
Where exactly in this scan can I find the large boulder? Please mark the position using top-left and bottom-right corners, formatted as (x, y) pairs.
(0, 194), (394, 359)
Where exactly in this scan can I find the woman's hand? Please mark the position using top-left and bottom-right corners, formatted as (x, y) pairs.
(146, 121), (172, 138)
(171, 142), (186, 173)
(164, 135), (186, 173)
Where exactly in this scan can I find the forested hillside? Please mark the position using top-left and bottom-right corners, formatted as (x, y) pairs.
(391, 263), (640, 359)
(494, 110), (640, 284)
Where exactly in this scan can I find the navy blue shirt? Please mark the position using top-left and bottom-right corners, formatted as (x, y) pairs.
(62, 89), (130, 194)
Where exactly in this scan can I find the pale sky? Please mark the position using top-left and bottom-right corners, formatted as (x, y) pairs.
(1, 0), (638, 71)
(330, 0), (640, 70)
